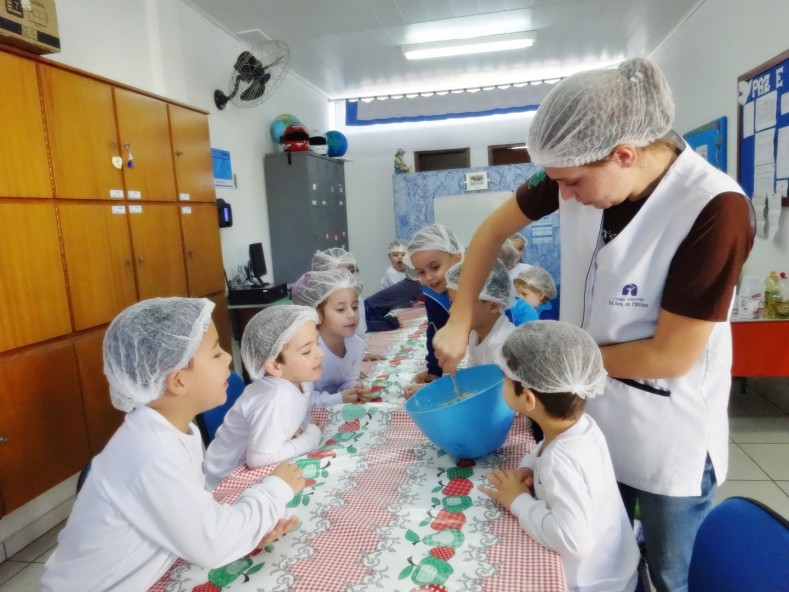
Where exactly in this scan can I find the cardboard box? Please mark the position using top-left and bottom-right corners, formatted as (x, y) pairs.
(0, 0), (60, 55)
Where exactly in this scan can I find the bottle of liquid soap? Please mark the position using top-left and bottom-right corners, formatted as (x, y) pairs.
(764, 271), (781, 319)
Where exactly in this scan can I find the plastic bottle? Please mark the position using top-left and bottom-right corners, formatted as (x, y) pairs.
(763, 271), (781, 319)
(774, 273), (789, 320)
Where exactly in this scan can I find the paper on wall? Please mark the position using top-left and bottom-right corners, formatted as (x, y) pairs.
(755, 90), (777, 131)
(742, 102), (755, 138)
(767, 193), (782, 241)
(776, 126), (789, 178)
(777, 179), (788, 197)
(781, 91), (789, 116)
(754, 163), (775, 196)
(755, 128), (775, 165)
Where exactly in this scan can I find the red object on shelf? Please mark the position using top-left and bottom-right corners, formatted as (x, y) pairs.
(731, 320), (789, 377)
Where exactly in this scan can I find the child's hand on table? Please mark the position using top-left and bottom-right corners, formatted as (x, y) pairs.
(415, 373), (438, 384)
(403, 383), (424, 399)
(269, 461), (305, 494)
(478, 468), (533, 510)
(341, 385), (371, 404)
(256, 515), (299, 549)
(363, 351), (386, 362)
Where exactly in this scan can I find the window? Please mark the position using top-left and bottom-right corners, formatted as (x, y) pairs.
(414, 148), (470, 172)
(488, 143), (531, 166)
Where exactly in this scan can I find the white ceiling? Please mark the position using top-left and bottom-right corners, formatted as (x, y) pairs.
(184, 0), (702, 100)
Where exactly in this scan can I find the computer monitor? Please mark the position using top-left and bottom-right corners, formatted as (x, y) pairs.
(248, 242), (268, 284)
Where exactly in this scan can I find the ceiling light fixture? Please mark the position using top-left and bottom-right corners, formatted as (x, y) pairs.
(402, 32), (536, 61)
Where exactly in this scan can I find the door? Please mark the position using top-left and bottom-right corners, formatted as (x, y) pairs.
(0, 202), (72, 353)
(58, 203), (137, 330)
(180, 203), (225, 296)
(127, 204), (188, 300)
(0, 341), (91, 513)
(0, 52), (52, 198)
(169, 105), (216, 203)
(74, 329), (124, 454)
(39, 65), (124, 200)
(115, 88), (178, 201)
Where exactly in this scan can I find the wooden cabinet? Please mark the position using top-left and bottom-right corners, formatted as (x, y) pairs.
(39, 65), (124, 200)
(0, 341), (91, 514)
(0, 53), (51, 199)
(115, 88), (178, 201)
(0, 202), (72, 352)
(128, 204), (189, 300)
(74, 329), (124, 454)
(181, 203), (225, 296)
(0, 48), (228, 513)
(169, 104), (216, 203)
(58, 203), (138, 331)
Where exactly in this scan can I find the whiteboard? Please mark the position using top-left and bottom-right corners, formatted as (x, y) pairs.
(433, 191), (513, 246)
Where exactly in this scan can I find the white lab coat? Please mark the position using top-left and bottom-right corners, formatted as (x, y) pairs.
(41, 406), (293, 592)
(511, 414), (639, 592)
(467, 314), (516, 367)
(204, 377), (330, 489)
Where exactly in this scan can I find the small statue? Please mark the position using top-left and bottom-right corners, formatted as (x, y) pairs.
(394, 148), (411, 173)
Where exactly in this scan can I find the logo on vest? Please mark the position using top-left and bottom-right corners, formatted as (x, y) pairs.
(609, 283), (648, 308)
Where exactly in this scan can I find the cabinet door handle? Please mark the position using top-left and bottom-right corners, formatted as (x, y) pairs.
(124, 257), (132, 264)
(188, 250), (195, 256)
(137, 256), (144, 263)
(0, 436), (8, 445)
(175, 150), (183, 156)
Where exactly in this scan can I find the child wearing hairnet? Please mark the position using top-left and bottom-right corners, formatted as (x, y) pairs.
(41, 298), (304, 592)
(291, 269), (372, 403)
(514, 266), (557, 321)
(381, 239), (408, 288)
(499, 237), (532, 281)
(311, 247), (368, 337)
(204, 305), (331, 489)
(404, 223), (463, 385)
(444, 259), (515, 368)
(480, 321), (640, 592)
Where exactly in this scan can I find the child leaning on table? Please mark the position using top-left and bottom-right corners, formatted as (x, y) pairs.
(444, 258), (516, 367)
(514, 266), (557, 321)
(480, 321), (640, 592)
(41, 298), (304, 592)
(204, 305), (329, 490)
(311, 247), (368, 337)
(381, 239), (408, 288)
(291, 268), (372, 403)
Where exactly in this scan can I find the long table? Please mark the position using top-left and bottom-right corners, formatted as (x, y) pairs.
(150, 306), (566, 592)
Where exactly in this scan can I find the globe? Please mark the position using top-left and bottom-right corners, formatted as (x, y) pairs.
(270, 114), (300, 145)
(325, 130), (348, 157)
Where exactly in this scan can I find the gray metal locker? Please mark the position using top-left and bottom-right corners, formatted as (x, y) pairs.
(264, 151), (349, 285)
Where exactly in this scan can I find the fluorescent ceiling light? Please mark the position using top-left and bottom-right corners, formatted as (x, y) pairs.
(402, 32), (535, 60)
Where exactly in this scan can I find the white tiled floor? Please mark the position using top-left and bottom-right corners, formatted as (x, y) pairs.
(1, 378), (787, 591)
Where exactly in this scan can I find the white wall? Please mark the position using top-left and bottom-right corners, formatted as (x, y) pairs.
(48, 0), (331, 285)
(652, 0), (789, 279)
(337, 109), (536, 291)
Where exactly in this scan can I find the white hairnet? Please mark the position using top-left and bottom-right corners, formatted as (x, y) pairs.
(404, 223), (463, 268)
(388, 239), (407, 254)
(241, 305), (319, 380)
(311, 247), (357, 272)
(103, 297), (214, 413)
(498, 240), (521, 270)
(445, 259), (514, 308)
(496, 321), (606, 399)
(528, 58), (675, 168)
(516, 267), (557, 300)
(291, 268), (363, 309)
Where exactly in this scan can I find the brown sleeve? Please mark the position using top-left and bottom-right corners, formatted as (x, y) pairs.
(515, 170), (560, 221)
(661, 192), (755, 321)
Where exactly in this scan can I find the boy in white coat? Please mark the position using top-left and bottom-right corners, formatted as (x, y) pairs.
(480, 321), (640, 592)
(444, 259), (516, 367)
(205, 305), (332, 489)
(41, 298), (304, 592)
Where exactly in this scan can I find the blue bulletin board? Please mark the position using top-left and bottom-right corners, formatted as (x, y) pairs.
(737, 49), (789, 200)
(683, 117), (727, 172)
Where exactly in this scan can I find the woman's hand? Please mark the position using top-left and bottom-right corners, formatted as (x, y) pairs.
(433, 318), (471, 376)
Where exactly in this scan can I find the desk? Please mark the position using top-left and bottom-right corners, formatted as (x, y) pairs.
(150, 306), (566, 592)
(731, 319), (789, 377)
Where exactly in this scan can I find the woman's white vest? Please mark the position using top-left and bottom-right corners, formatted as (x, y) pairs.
(558, 144), (746, 496)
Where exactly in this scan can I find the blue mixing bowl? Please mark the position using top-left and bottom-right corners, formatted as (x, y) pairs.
(405, 364), (514, 459)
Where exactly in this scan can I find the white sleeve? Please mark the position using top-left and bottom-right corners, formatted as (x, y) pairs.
(309, 389), (343, 408)
(246, 424), (322, 467)
(509, 453), (594, 559)
(518, 446), (539, 471)
(119, 453), (294, 568)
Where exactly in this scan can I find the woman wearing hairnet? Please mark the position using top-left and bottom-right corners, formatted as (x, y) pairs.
(434, 58), (754, 592)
